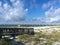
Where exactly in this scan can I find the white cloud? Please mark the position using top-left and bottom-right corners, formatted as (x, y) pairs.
(0, 1), (2, 6)
(10, 0), (16, 3)
(33, 17), (41, 21)
(32, 17), (45, 23)
(42, 0), (57, 9)
(0, 0), (28, 22)
(42, 2), (52, 9)
(45, 7), (60, 22)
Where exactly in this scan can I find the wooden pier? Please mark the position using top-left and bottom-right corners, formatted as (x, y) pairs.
(0, 24), (35, 38)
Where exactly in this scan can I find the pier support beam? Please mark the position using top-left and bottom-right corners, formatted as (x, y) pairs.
(0, 35), (2, 39)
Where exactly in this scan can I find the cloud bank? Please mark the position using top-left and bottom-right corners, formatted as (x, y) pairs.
(0, 0), (28, 22)
(45, 7), (60, 22)
(43, 0), (60, 23)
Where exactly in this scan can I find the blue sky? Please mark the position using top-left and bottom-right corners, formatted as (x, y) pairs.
(0, 0), (60, 24)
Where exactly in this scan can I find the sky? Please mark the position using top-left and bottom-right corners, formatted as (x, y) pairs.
(0, 0), (60, 24)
